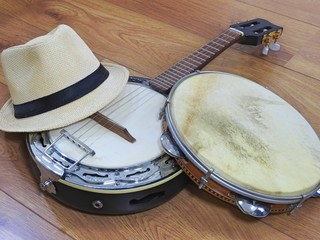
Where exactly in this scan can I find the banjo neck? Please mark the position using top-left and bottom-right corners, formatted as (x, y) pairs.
(150, 28), (243, 93)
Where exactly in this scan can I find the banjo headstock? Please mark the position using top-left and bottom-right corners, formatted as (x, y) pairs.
(230, 18), (283, 54)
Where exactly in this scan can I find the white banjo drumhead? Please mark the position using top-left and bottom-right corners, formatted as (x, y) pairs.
(49, 83), (166, 168)
(169, 72), (320, 197)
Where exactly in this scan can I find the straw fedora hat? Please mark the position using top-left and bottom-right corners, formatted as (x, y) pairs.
(0, 24), (129, 132)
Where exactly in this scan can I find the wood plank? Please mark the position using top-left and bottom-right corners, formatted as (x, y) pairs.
(2, 0), (316, 80)
(239, 0), (320, 26)
(1, 0), (319, 80)
(0, 190), (73, 240)
(106, 0), (320, 68)
(0, 0), (319, 239)
(262, 197), (320, 240)
(0, 0), (207, 77)
(285, 30), (320, 80)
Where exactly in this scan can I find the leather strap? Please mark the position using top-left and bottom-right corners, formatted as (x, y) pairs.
(175, 157), (292, 213)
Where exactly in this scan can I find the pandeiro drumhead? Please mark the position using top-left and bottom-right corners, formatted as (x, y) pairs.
(166, 71), (320, 199)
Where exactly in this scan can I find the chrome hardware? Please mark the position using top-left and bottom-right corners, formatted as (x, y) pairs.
(160, 133), (184, 158)
(312, 188), (320, 197)
(288, 195), (308, 214)
(35, 161), (60, 194)
(28, 131), (179, 190)
(39, 179), (56, 194)
(269, 42), (281, 51)
(262, 45), (270, 55)
(92, 200), (104, 209)
(67, 166), (157, 186)
(159, 107), (165, 120)
(158, 156), (179, 177)
(40, 131), (50, 146)
(235, 195), (271, 218)
(45, 129), (95, 171)
(198, 169), (214, 189)
(159, 100), (169, 120)
(262, 29), (282, 55)
(39, 175), (56, 194)
(63, 155), (175, 189)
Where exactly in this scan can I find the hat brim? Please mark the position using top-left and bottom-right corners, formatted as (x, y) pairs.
(0, 62), (129, 132)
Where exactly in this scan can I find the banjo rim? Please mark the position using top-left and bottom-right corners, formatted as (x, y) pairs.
(25, 80), (184, 191)
(57, 170), (184, 194)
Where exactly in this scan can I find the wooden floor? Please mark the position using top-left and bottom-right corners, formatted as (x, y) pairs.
(1, 0), (320, 239)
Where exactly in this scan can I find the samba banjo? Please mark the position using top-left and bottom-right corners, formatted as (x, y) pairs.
(27, 19), (282, 214)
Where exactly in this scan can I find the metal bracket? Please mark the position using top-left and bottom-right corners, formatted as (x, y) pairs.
(312, 188), (320, 198)
(160, 133), (184, 158)
(288, 195), (308, 215)
(158, 155), (179, 177)
(198, 169), (214, 189)
(235, 195), (271, 218)
(159, 100), (169, 120)
(36, 163), (60, 194)
(44, 129), (95, 172)
(39, 178), (56, 194)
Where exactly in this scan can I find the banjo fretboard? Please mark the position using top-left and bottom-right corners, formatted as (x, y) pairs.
(150, 28), (243, 92)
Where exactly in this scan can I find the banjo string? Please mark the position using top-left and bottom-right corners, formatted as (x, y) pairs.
(70, 84), (160, 144)
(71, 84), (150, 138)
(84, 89), (160, 146)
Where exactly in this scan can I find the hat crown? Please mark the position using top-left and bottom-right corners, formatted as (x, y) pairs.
(1, 24), (100, 105)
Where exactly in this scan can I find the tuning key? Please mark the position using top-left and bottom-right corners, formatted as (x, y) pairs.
(269, 42), (281, 51)
(262, 45), (269, 55)
(261, 28), (282, 55)
(263, 41), (280, 55)
(262, 36), (271, 55)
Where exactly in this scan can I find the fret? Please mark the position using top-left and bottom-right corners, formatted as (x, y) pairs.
(189, 59), (205, 67)
(221, 32), (237, 41)
(180, 59), (198, 69)
(163, 69), (183, 79)
(168, 66), (189, 76)
(204, 44), (220, 52)
(183, 57), (203, 66)
(210, 41), (224, 48)
(199, 47), (215, 55)
(159, 78), (174, 87)
(173, 64), (194, 73)
(156, 73), (177, 84)
(189, 54), (206, 63)
(150, 28), (243, 92)
(151, 80), (168, 90)
(195, 50), (211, 58)
(153, 76), (173, 87)
(216, 37), (230, 44)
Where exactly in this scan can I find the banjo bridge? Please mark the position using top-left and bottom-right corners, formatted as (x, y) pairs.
(89, 112), (136, 143)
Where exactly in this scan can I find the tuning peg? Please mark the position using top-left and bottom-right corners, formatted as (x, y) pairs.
(269, 41), (281, 51)
(270, 29), (281, 52)
(261, 29), (282, 55)
(262, 34), (271, 55)
(262, 45), (269, 55)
